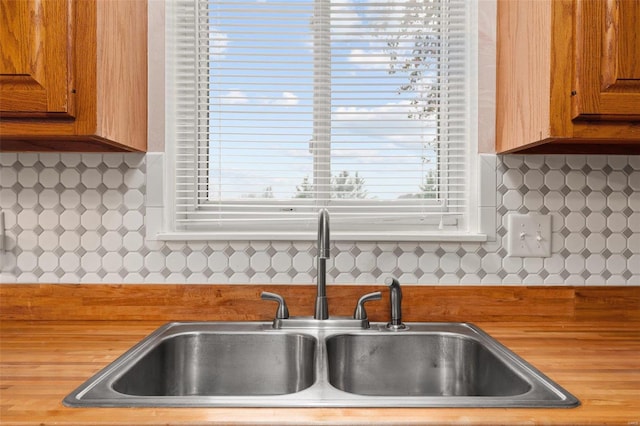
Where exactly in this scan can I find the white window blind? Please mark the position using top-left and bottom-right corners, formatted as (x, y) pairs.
(166, 0), (478, 239)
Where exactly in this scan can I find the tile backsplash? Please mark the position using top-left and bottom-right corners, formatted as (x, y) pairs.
(0, 153), (638, 285)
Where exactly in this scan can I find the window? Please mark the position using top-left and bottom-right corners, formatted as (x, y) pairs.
(165, 0), (480, 240)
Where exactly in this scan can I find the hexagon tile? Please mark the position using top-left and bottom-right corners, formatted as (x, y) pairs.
(0, 153), (638, 285)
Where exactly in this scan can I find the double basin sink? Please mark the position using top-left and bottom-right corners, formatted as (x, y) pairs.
(64, 321), (579, 408)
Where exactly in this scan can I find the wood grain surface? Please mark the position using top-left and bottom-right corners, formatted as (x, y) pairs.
(1, 284), (638, 322)
(0, 285), (639, 425)
(1, 320), (639, 425)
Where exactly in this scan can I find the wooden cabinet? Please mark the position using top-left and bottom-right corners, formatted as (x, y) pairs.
(0, 0), (147, 152)
(496, 0), (640, 154)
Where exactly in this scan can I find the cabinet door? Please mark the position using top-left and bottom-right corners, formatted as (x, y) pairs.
(0, 0), (73, 117)
(573, 0), (640, 119)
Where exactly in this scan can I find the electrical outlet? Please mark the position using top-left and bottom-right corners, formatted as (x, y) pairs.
(507, 213), (551, 258)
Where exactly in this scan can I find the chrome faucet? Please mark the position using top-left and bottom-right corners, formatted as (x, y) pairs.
(314, 208), (330, 320)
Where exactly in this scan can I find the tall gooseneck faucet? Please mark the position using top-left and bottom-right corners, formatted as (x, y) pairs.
(314, 208), (330, 320)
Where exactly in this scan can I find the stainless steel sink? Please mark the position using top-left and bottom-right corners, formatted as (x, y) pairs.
(112, 331), (316, 396)
(327, 333), (531, 397)
(64, 322), (579, 408)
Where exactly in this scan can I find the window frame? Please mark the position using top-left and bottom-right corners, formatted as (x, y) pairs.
(159, 0), (490, 242)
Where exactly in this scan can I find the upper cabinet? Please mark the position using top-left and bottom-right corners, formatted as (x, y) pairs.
(496, 0), (640, 154)
(0, 0), (147, 152)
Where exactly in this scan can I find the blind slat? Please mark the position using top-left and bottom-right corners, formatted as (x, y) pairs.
(168, 0), (473, 232)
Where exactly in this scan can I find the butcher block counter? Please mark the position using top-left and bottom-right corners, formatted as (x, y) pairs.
(1, 284), (639, 425)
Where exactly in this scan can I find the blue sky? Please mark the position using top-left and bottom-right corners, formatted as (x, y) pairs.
(205, 0), (458, 201)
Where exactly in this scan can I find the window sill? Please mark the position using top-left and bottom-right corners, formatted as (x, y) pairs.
(155, 231), (488, 242)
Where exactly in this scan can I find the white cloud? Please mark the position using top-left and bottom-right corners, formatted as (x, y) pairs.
(267, 92), (300, 106)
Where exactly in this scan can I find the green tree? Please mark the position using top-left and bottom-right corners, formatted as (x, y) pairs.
(243, 186), (274, 198)
(386, 0), (442, 120)
(294, 176), (314, 199)
(294, 171), (368, 199)
(331, 171), (368, 199)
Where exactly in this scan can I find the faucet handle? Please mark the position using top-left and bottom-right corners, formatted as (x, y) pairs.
(353, 291), (382, 322)
(261, 291), (290, 319)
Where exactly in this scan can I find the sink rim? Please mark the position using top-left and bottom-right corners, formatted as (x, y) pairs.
(64, 321), (580, 408)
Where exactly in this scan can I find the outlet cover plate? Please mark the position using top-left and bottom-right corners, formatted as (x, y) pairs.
(507, 214), (552, 258)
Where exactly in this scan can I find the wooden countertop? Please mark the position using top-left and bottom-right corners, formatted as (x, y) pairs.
(1, 285), (639, 425)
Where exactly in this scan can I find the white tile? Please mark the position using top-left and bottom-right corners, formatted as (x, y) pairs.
(1, 167), (17, 187)
(123, 252), (144, 272)
(186, 252), (207, 273)
(16, 230), (38, 251)
(80, 190), (101, 209)
(81, 231), (101, 252)
(103, 169), (124, 189)
(397, 252), (418, 272)
(439, 253), (460, 273)
(585, 213), (607, 233)
(102, 190), (123, 210)
(565, 192), (585, 211)
(585, 171), (607, 191)
(102, 210), (123, 231)
(17, 252), (38, 272)
(502, 190), (523, 210)
(460, 253), (481, 273)
(59, 252), (80, 272)
(606, 234), (627, 253)
(38, 252), (59, 272)
(165, 251), (186, 273)
(270, 252), (291, 273)
(606, 254), (627, 274)
(102, 154), (124, 168)
(80, 154), (103, 168)
(544, 191), (565, 212)
(544, 255), (565, 274)
(565, 233), (585, 254)
(60, 190), (80, 209)
(480, 252), (502, 274)
(292, 252), (313, 272)
(502, 169), (523, 189)
(59, 210), (80, 230)
(18, 168), (38, 188)
(228, 251), (250, 272)
(377, 251), (397, 271)
(523, 191), (543, 211)
(565, 254), (585, 274)
(144, 251), (165, 272)
(101, 231), (123, 252)
(607, 156), (629, 170)
(81, 211), (101, 231)
(607, 192), (627, 211)
(544, 170), (565, 191)
(38, 230), (58, 251)
(0, 188), (17, 209)
(585, 233), (606, 253)
(606, 212), (627, 233)
(60, 153), (82, 167)
(564, 212), (585, 233)
(81, 169), (102, 189)
(122, 233), (144, 252)
(585, 255), (606, 274)
(523, 257), (543, 273)
(565, 155), (586, 169)
(102, 252), (123, 273)
(17, 189), (37, 208)
(17, 210), (38, 230)
(60, 169), (80, 188)
(59, 231), (80, 251)
(250, 250), (271, 272)
(565, 171), (585, 190)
